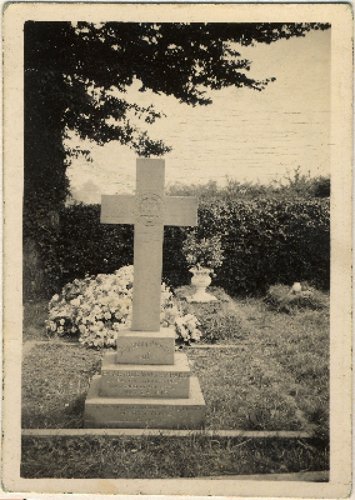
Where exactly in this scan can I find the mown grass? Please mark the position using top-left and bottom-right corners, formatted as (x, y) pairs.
(22, 342), (313, 432)
(22, 344), (101, 428)
(189, 349), (310, 432)
(22, 293), (329, 435)
(21, 435), (329, 479)
(264, 284), (329, 313)
(22, 290), (329, 477)
(233, 298), (329, 439)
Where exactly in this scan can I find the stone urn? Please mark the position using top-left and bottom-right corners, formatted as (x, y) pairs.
(188, 267), (217, 303)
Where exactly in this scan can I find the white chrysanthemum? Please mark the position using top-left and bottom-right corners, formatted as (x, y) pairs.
(47, 264), (202, 347)
(79, 324), (87, 334)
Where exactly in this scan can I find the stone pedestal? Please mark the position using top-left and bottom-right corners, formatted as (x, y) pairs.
(84, 327), (206, 429)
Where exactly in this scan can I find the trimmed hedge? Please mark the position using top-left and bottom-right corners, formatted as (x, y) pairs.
(198, 198), (330, 296)
(26, 197), (330, 298)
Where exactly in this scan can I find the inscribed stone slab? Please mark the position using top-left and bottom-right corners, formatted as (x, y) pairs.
(84, 376), (206, 429)
(115, 328), (175, 365)
(100, 352), (190, 398)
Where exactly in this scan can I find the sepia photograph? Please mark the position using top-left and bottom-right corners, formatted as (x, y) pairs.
(2, 3), (352, 497)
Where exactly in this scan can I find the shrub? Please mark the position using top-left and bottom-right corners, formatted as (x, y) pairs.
(196, 198), (330, 296)
(45, 265), (202, 348)
(174, 286), (250, 343)
(264, 284), (329, 313)
(58, 204), (134, 284)
(196, 309), (249, 343)
(167, 170), (330, 202)
(182, 233), (224, 270)
(26, 197), (330, 299)
(312, 177), (330, 198)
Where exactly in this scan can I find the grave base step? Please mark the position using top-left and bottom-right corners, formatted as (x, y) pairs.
(100, 351), (191, 398)
(84, 375), (206, 429)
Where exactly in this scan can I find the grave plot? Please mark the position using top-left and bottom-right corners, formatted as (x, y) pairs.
(21, 335), (327, 433)
(20, 158), (329, 478)
(21, 286), (329, 478)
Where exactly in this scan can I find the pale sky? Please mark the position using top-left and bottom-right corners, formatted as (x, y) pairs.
(67, 28), (331, 203)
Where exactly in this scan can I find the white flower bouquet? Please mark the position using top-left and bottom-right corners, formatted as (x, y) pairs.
(45, 265), (202, 348)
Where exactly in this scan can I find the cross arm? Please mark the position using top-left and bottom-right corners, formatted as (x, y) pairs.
(101, 195), (135, 224)
(164, 197), (198, 227)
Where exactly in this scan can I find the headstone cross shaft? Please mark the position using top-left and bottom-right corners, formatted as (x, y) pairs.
(101, 158), (198, 331)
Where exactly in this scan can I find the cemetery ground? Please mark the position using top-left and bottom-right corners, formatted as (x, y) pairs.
(21, 287), (329, 479)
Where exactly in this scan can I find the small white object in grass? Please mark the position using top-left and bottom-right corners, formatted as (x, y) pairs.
(291, 282), (302, 293)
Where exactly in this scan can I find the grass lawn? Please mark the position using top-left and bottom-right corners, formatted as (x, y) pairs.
(21, 290), (329, 478)
(21, 435), (328, 479)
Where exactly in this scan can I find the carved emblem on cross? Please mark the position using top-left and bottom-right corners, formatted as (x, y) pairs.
(136, 192), (163, 227)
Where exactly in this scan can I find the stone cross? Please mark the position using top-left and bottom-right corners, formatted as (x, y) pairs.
(101, 158), (198, 331)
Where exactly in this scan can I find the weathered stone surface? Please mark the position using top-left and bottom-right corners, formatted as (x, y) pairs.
(84, 376), (206, 429)
(100, 195), (135, 224)
(100, 159), (198, 331)
(100, 352), (191, 398)
(115, 328), (175, 365)
(84, 159), (206, 430)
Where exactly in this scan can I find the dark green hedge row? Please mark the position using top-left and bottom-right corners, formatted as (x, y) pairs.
(196, 198), (330, 296)
(25, 198), (330, 298)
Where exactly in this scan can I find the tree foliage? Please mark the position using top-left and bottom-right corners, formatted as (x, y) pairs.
(24, 21), (330, 297)
(167, 169), (331, 202)
(25, 22), (329, 206)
